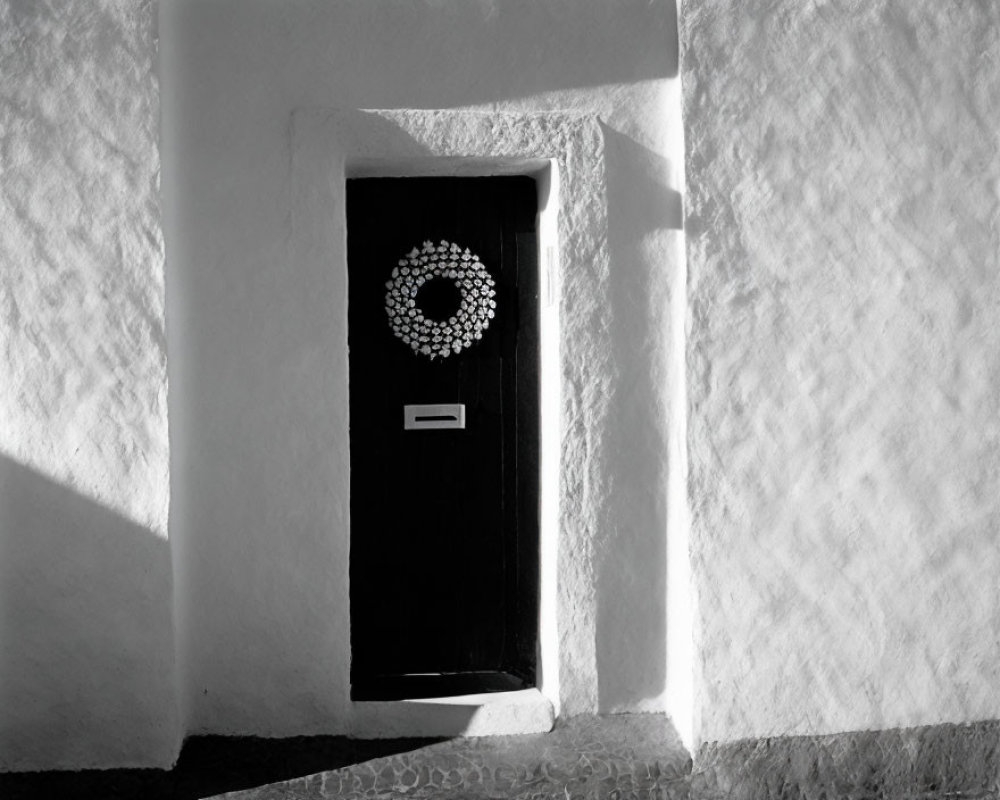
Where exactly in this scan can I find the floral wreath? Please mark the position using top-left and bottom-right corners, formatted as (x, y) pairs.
(384, 239), (497, 360)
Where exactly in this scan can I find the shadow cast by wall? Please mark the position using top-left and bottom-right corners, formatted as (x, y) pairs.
(168, 0), (677, 115)
(0, 455), (178, 770)
(596, 127), (684, 711)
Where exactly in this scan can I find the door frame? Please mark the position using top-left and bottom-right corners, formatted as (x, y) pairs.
(290, 108), (613, 736)
(343, 162), (559, 709)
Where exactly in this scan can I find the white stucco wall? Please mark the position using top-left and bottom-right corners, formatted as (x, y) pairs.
(160, 0), (687, 739)
(16, 0), (999, 770)
(684, 2), (1000, 744)
(0, 0), (175, 770)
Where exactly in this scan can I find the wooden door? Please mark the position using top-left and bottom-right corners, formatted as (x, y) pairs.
(347, 176), (539, 700)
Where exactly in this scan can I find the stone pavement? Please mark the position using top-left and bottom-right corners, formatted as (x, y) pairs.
(208, 714), (692, 800)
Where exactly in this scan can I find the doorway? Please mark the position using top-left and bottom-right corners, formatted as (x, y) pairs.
(347, 176), (539, 701)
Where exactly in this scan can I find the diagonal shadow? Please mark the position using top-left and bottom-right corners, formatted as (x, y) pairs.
(0, 455), (178, 770)
(165, 0), (677, 112)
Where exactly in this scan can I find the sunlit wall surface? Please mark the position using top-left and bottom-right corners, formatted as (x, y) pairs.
(685, 1), (1000, 745)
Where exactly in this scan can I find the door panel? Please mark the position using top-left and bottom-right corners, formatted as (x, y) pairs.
(347, 176), (538, 700)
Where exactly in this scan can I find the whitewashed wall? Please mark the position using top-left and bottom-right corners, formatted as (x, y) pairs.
(10, 0), (998, 774)
(684, 2), (1000, 744)
(0, 0), (175, 770)
(160, 0), (687, 740)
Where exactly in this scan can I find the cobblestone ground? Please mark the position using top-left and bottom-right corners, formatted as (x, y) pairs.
(211, 715), (692, 800)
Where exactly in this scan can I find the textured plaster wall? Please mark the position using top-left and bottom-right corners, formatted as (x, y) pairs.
(160, 0), (687, 738)
(0, 0), (175, 770)
(684, 2), (1000, 743)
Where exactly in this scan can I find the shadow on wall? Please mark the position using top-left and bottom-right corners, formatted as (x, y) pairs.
(596, 127), (684, 711)
(167, 0), (677, 112)
(0, 455), (178, 770)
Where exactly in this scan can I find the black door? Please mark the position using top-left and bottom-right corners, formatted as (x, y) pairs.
(347, 176), (539, 700)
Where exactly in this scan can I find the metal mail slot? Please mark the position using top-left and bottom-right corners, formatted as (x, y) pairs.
(404, 403), (466, 430)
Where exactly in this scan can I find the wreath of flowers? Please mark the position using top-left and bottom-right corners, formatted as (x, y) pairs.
(384, 239), (497, 360)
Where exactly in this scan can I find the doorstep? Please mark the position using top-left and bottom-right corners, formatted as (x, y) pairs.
(349, 688), (555, 739)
